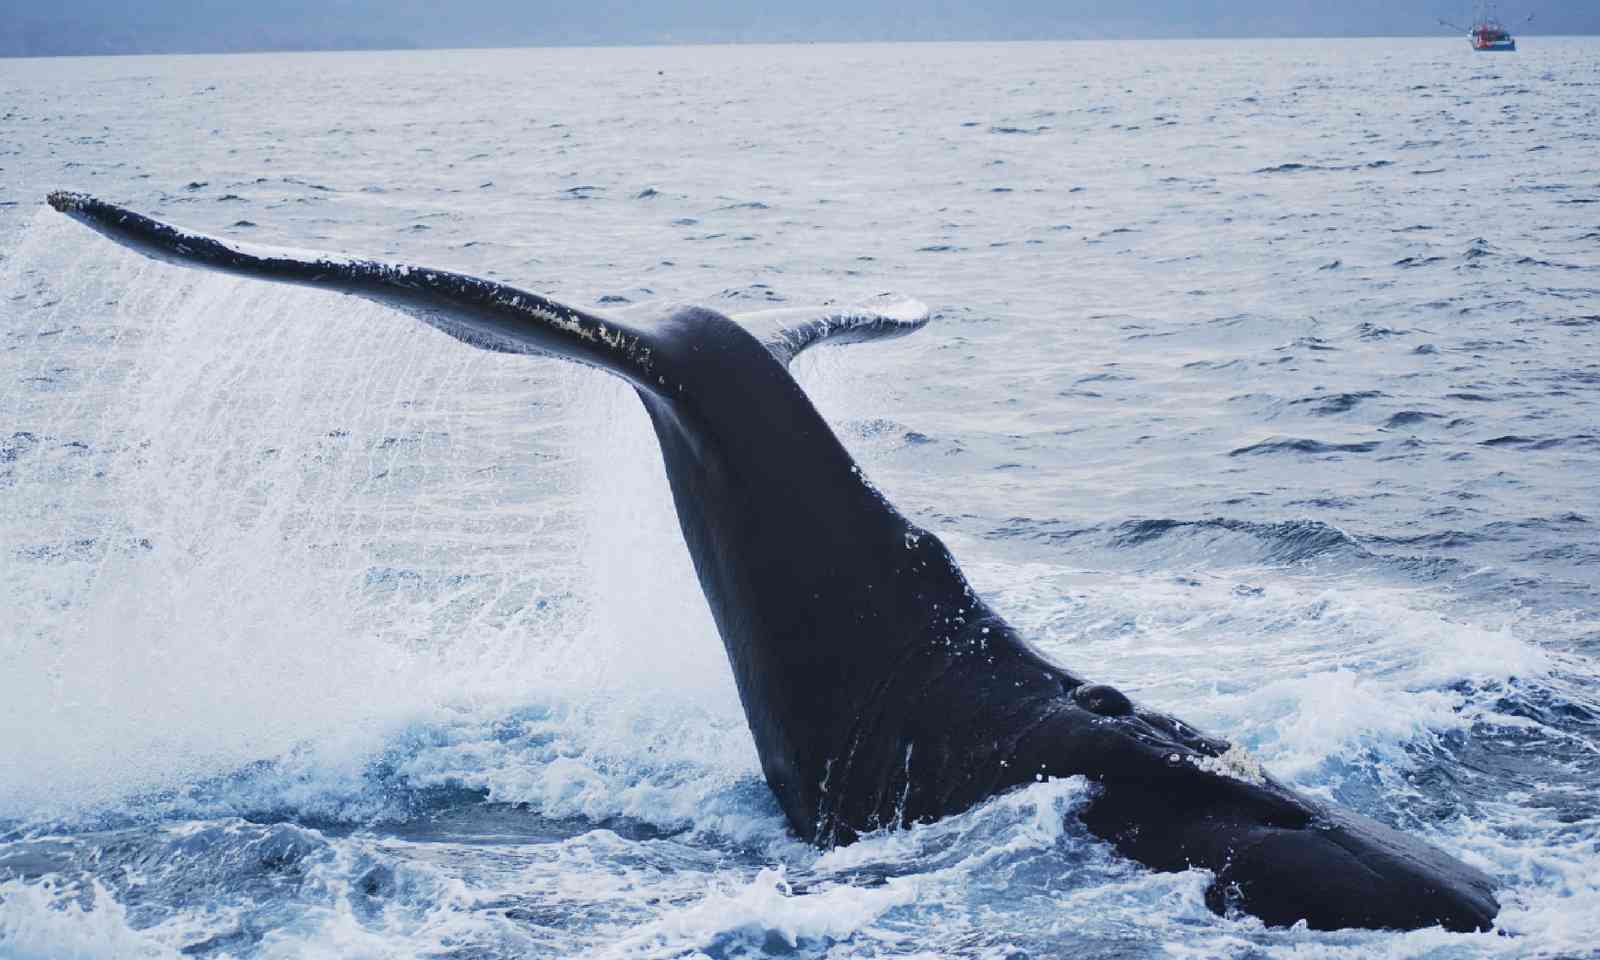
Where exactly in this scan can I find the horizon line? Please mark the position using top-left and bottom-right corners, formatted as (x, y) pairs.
(5, 32), (1595, 61)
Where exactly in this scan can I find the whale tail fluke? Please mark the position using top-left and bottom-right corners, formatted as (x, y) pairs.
(733, 298), (930, 366)
(46, 188), (953, 850)
(45, 191), (928, 382)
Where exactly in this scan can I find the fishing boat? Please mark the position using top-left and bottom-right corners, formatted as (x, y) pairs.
(1442, 1), (1525, 51)
(1470, 17), (1516, 51)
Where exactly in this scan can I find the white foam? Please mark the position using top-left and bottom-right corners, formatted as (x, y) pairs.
(0, 879), (178, 960)
(813, 776), (1094, 875)
(598, 866), (919, 958)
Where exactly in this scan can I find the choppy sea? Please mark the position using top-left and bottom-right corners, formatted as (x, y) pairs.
(1, 38), (1598, 959)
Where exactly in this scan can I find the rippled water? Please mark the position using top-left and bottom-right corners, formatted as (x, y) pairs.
(2, 39), (1598, 959)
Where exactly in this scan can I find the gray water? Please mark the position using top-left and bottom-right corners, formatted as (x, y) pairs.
(1, 39), (1597, 959)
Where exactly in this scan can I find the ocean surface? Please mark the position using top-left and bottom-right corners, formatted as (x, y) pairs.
(2, 38), (1598, 959)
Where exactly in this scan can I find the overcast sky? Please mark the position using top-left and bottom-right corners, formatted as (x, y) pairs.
(3, 0), (1592, 57)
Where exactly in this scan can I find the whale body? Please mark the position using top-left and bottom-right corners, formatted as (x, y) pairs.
(46, 190), (1499, 933)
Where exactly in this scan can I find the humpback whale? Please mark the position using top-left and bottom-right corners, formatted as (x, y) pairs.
(46, 190), (1499, 933)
